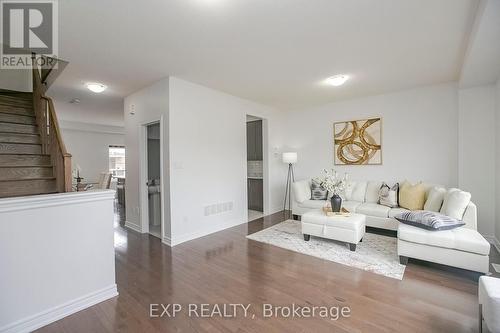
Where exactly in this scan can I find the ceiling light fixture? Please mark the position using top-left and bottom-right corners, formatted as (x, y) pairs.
(86, 82), (107, 93)
(326, 75), (349, 87)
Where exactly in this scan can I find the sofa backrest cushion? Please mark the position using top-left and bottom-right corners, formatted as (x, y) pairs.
(399, 181), (426, 210)
(351, 181), (367, 202)
(440, 188), (471, 220)
(293, 180), (312, 203)
(424, 186), (447, 212)
(343, 181), (356, 200)
(365, 181), (383, 203)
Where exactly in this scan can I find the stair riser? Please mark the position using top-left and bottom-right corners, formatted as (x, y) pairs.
(0, 101), (33, 109)
(0, 94), (33, 102)
(0, 123), (38, 134)
(0, 107), (34, 116)
(0, 133), (40, 144)
(0, 113), (36, 125)
(0, 167), (53, 180)
(0, 154), (51, 166)
(0, 179), (57, 198)
(0, 143), (42, 154)
(0, 91), (33, 100)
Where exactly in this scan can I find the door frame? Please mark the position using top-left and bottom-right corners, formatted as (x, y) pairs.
(139, 118), (165, 237)
(245, 115), (270, 216)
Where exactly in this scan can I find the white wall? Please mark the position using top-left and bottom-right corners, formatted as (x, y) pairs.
(0, 191), (117, 333)
(285, 83), (459, 186)
(458, 85), (497, 236)
(168, 77), (285, 245)
(61, 122), (125, 183)
(0, 68), (32, 92)
(124, 78), (170, 238)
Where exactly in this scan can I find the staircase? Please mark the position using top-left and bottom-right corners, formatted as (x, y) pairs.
(0, 90), (58, 197)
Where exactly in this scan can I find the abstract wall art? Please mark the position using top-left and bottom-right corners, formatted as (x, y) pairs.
(333, 118), (382, 165)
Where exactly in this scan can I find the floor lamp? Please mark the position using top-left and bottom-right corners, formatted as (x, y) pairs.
(282, 152), (297, 215)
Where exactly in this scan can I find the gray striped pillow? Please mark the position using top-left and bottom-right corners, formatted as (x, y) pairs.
(395, 210), (465, 231)
(311, 181), (328, 200)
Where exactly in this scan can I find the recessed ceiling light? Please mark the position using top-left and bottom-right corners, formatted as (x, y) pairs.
(326, 75), (349, 87)
(86, 82), (107, 93)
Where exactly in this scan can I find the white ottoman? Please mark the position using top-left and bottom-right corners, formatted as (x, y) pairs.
(479, 276), (500, 333)
(301, 210), (366, 251)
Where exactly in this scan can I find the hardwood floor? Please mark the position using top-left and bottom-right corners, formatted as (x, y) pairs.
(36, 205), (499, 333)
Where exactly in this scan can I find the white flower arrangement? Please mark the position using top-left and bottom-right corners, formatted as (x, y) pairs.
(314, 169), (348, 196)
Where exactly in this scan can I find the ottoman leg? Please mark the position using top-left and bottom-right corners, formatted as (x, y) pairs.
(399, 256), (409, 265)
(349, 243), (356, 251)
(303, 234), (310, 241)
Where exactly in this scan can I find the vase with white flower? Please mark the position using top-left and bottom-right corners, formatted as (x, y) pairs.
(314, 169), (348, 213)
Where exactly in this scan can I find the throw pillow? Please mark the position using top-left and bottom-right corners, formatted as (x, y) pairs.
(311, 180), (328, 200)
(343, 181), (356, 200)
(395, 210), (465, 231)
(379, 182), (399, 208)
(399, 181), (426, 211)
(440, 188), (471, 220)
(424, 186), (446, 212)
(292, 180), (311, 203)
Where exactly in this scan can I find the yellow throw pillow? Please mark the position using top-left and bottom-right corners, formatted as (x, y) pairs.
(399, 181), (426, 211)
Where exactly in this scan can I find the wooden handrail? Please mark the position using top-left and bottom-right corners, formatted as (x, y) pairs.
(32, 54), (72, 193)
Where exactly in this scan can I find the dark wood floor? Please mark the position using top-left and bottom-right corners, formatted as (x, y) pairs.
(36, 205), (499, 333)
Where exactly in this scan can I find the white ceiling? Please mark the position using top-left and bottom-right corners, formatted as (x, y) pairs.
(48, 0), (479, 124)
(459, 0), (500, 87)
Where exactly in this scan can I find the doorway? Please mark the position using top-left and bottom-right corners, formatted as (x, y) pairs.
(146, 122), (161, 238)
(246, 115), (264, 222)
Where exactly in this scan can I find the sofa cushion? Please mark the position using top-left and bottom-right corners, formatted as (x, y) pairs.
(351, 181), (367, 202)
(379, 182), (399, 208)
(440, 188), (471, 220)
(395, 210), (465, 231)
(424, 186), (446, 212)
(398, 223), (490, 255)
(399, 181), (426, 210)
(356, 203), (390, 218)
(343, 181), (356, 200)
(311, 180), (328, 200)
(297, 199), (326, 209)
(341, 200), (362, 213)
(365, 181), (383, 203)
(388, 207), (410, 218)
(293, 180), (311, 203)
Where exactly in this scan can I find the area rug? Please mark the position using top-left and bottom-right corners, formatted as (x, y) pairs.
(247, 220), (406, 280)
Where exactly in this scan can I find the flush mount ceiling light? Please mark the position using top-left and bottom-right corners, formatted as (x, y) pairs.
(326, 75), (349, 87)
(86, 82), (107, 93)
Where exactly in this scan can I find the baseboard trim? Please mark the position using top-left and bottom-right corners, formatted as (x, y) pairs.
(170, 218), (248, 246)
(0, 284), (118, 333)
(162, 236), (172, 247)
(125, 221), (142, 233)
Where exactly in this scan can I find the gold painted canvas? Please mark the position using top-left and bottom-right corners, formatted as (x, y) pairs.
(334, 118), (382, 165)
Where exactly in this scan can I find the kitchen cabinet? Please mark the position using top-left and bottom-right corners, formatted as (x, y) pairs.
(248, 178), (263, 211)
(246, 120), (263, 161)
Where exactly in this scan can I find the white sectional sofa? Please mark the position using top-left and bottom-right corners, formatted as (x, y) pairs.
(292, 179), (490, 273)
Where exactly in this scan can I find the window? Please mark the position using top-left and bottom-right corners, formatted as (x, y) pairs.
(109, 146), (126, 177)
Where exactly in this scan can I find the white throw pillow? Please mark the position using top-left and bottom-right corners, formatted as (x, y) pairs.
(440, 188), (471, 220)
(365, 181), (383, 203)
(424, 187), (446, 212)
(292, 180), (311, 203)
(343, 181), (356, 200)
(351, 182), (367, 202)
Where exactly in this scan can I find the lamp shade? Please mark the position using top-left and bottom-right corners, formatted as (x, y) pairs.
(282, 152), (298, 164)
